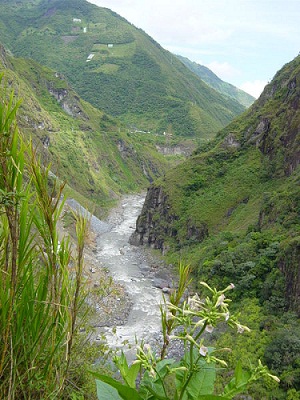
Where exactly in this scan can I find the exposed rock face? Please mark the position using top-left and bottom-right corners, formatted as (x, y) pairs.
(265, 67), (299, 172)
(155, 144), (194, 156)
(279, 240), (300, 315)
(48, 80), (88, 119)
(242, 71), (300, 176)
(116, 139), (159, 182)
(117, 139), (136, 158)
(130, 186), (208, 252)
(41, 135), (50, 148)
(222, 133), (241, 149)
(0, 44), (11, 69)
(130, 186), (179, 253)
(186, 219), (208, 242)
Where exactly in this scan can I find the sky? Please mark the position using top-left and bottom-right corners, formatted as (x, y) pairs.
(87, 0), (300, 98)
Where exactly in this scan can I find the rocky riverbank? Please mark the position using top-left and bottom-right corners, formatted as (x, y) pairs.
(62, 195), (176, 347)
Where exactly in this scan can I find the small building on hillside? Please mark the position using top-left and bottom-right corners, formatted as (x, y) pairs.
(73, 18), (82, 23)
(86, 53), (95, 62)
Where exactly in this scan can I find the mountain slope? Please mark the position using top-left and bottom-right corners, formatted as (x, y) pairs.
(177, 55), (255, 107)
(0, 44), (169, 216)
(131, 54), (300, 315)
(0, 0), (244, 139)
(131, 55), (300, 395)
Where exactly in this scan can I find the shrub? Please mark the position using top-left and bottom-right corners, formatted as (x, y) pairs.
(0, 74), (87, 399)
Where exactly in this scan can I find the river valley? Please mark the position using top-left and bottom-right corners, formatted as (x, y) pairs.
(85, 194), (172, 358)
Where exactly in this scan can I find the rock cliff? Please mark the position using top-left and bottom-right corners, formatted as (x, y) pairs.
(130, 186), (208, 253)
(130, 186), (177, 253)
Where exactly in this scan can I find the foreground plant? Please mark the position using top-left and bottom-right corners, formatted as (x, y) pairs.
(0, 74), (88, 399)
(93, 265), (279, 399)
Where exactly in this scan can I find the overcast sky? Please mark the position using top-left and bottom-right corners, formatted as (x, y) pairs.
(87, 0), (300, 98)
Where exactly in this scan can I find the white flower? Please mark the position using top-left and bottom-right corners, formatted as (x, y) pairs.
(236, 323), (250, 334)
(187, 293), (202, 311)
(205, 324), (214, 333)
(268, 373), (280, 383)
(223, 283), (235, 292)
(144, 344), (151, 351)
(149, 368), (156, 378)
(215, 293), (226, 307)
(166, 311), (174, 320)
(199, 345), (208, 356)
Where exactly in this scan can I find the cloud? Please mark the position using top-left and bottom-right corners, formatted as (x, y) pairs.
(89, 0), (233, 46)
(239, 80), (267, 98)
(204, 61), (241, 81)
(87, 0), (300, 93)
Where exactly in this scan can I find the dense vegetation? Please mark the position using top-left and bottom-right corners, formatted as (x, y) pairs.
(0, 44), (173, 216)
(0, 0), (245, 137)
(133, 55), (300, 399)
(177, 55), (255, 108)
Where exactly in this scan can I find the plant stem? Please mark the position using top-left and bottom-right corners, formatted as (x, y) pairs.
(155, 368), (169, 399)
(178, 352), (202, 400)
(179, 322), (207, 400)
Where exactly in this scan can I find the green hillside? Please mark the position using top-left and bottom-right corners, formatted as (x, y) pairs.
(0, 44), (170, 216)
(0, 0), (244, 139)
(132, 55), (300, 397)
(177, 54), (255, 107)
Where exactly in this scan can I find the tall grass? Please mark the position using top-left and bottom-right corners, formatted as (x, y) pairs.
(0, 74), (87, 398)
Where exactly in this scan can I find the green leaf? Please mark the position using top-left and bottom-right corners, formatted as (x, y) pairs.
(140, 370), (169, 400)
(96, 380), (122, 400)
(234, 360), (243, 384)
(222, 361), (251, 398)
(115, 353), (129, 381)
(92, 373), (143, 400)
(113, 352), (140, 388)
(186, 366), (216, 398)
(126, 362), (141, 388)
(156, 358), (175, 374)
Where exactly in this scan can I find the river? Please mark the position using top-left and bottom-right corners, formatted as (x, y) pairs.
(89, 194), (167, 357)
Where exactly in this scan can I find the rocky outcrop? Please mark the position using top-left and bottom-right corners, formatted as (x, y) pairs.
(155, 144), (194, 157)
(278, 239), (300, 315)
(117, 139), (136, 158)
(242, 67), (300, 176)
(116, 139), (160, 182)
(0, 44), (11, 69)
(130, 186), (179, 253)
(130, 186), (209, 252)
(47, 77), (88, 120)
(243, 117), (271, 147)
(221, 133), (241, 149)
(186, 219), (208, 242)
(61, 97), (86, 119)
